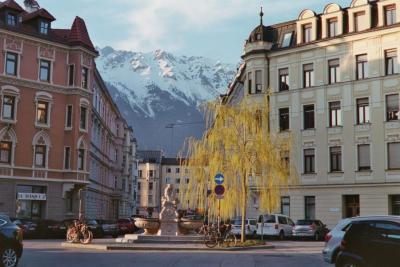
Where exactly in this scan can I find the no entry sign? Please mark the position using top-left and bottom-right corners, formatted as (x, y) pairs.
(214, 185), (225, 196)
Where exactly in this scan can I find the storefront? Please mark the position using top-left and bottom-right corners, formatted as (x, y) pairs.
(15, 185), (47, 219)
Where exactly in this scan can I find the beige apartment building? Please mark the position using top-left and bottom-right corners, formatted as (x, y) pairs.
(224, 0), (400, 228)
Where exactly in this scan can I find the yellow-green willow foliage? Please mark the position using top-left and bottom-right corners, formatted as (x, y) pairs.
(179, 96), (296, 241)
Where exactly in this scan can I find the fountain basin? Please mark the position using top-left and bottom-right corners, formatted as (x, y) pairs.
(134, 218), (160, 235)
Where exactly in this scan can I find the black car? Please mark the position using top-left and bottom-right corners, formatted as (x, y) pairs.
(336, 217), (400, 267)
(35, 220), (67, 239)
(0, 215), (23, 267)
(10, 218), (38, 239)
(96, 219), (119, 238)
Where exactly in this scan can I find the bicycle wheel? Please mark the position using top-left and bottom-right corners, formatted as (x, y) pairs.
(225, 233), (237, 247)
(204, 232), (218, 248)
(80, 230), (93, 244)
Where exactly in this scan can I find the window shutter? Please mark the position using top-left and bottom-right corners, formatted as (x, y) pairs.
(358, 144), (370, 168)
(389, 143), (400, 169)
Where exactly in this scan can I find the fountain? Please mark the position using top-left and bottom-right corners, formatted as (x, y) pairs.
(157, 184), (179, 235)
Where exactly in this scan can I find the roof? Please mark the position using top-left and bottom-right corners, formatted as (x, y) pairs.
(22, 8), (55, 22)
(0, 0), (24, 12)
(137, 150), (163, 164)
(161, 157), (184, 166)
(69, 16), (95, 50)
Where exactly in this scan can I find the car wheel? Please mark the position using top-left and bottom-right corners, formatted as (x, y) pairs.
(1, 247), (19, 267)
(278, 231), (284, 240)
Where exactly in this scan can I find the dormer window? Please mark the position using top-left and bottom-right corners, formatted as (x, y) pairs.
(6, 13), (17, 26)
(302, 24), (312, 43)
(354, 11), (365, 32)
(39, 20), (49, 35)
(385, 5), (396, 26)
(328, 18), (338, 37)
(256, 33), (261, 41)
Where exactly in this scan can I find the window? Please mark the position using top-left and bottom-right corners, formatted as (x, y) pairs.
(2, 95), (15, 120)
(328, 59), (340, 84)
(305, 196), (315, 220)
(148, 195), (153, 205)
(248, 72), (252, 94)
(68, 65), (75, 86)
(303, 105), (315, 129)
(78, 149), (85, 170)
(149, 182), (153, 190)
(80, 106), (87, 130)
(390, 195), (400, 215)
(328, 18), (338, 37)
(122, 178), (126, 191)
(357, 98), (370, 124)
(82, 67), (89, 89)
(185, 178), (190, 184)
(386, 94), (399, 121)
(36, 101), (49, 125)
(176, 178), (180, 184)
(358, 144), (371, 171)
(304, 148), (315, 174)
(167, 168), (171, 173)
(138, 170), (142, 178)
(279, 108), (290, 131)
(64, 147), (71, 169)
(356, 54), (368, 80)
(137, 182), (141, 190)
(281, 32), (293, 47)
(385, 4), (396, 26)
(34, 145), (46, 168)
(302, 24), (312, 43)
(6, 13), (17, 26)
(330, 146), (342, 172)
(149, 170), (154, 177)
(303, 64), (314, 88)
(65, 191), (73, 212)
(5, 52), (18, 76)
(39, 21), (49, 35)
(385, 49), (398, 75)
(279, 68), (289, 91)
(39, 60), (51, 82)
(0, 141), (11, 164)
(329, 101), (342, 127)
(281, 197), (290, 216)
(176, 168), (180, 173)
(65, 105), (72, 128)
(354, 11), (365, 32)
(388, 142), (400, 170)
(255, 70), (262, 93)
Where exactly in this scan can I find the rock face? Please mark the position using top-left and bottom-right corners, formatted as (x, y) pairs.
(96, 47), (236, 155)
(158, 184), (179, 236)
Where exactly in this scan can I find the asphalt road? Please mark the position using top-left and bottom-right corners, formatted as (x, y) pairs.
(19, 240), (332, 267)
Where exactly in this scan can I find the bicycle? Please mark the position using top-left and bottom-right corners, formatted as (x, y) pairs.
(66, 220), (93, 244)
(204, 224), (237, 248)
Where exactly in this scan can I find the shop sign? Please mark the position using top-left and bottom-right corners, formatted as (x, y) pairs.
(17, 193), (47, 201)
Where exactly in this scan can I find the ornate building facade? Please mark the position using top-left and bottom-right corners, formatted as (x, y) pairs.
(224, 0), (400, 227)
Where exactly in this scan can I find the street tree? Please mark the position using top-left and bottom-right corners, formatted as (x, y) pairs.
(179, 97), (295, 242)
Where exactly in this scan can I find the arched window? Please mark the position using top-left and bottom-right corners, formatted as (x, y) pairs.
(77, 136), (87, 171)
(35, 92), (53, 128)
(32, 131), (51, 168)
(0, 127), (17, 165)
(1, 85), (20, 123)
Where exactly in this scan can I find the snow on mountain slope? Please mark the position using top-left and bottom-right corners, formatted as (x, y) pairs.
(95, 47), (236, 155)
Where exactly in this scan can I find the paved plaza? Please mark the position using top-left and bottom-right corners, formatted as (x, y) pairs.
(19, 240), (331, 267)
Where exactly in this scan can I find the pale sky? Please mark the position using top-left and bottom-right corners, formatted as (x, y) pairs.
(23, 0), (350, 63)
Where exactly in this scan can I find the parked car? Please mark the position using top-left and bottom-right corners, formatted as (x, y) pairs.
(117, 218), (137, 235)
(322, 217), (353, 264)
(256, 214), (295, 239)
(35, 220), (66, 239)
(292, 219), (329, 241)
(231, 217), (257, 236)
(10, 218), (38, 239)
(336, 216), (400, 267)
(0, 215), (23, 267)
(96, 219), (119, 238)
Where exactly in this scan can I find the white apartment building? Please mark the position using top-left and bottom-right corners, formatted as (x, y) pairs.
(224, 0), (400, 228)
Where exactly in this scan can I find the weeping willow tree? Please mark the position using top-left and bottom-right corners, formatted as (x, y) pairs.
(179, 96), (295, 242)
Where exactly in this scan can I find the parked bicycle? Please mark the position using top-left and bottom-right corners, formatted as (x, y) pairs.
(204, 223), (237, 248)
(66, 219), (93, 244)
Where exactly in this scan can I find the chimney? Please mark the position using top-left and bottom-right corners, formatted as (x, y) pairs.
(24, 0), (40, 13)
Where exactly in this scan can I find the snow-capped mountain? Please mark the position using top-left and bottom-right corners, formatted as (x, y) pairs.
(96, 47), (236, 155)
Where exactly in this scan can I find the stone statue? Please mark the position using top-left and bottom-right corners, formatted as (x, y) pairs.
(158, 184), (179, 236)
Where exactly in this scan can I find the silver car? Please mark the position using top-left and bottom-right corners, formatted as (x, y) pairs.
(322, 215), (400, 264)
(292, 219), (329, 241)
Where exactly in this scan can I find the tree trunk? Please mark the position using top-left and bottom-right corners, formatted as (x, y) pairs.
(240, 171), (247, 243)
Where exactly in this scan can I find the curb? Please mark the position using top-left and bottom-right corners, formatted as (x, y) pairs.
(61, 242), (274, 252)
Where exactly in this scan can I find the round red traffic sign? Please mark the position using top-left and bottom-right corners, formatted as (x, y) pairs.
(214, 185), (225, 196)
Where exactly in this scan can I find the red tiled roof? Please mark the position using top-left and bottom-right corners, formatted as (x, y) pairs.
(22, 8), (55, 22)
(0, 0), (25, 12)
(68, 16), (95, 50)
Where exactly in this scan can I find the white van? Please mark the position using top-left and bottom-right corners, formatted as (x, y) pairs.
(256, 214), (295, 239)
(231, 218), (257, 236)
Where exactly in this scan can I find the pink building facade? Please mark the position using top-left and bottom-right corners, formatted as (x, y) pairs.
(0, 0), (137, 220)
